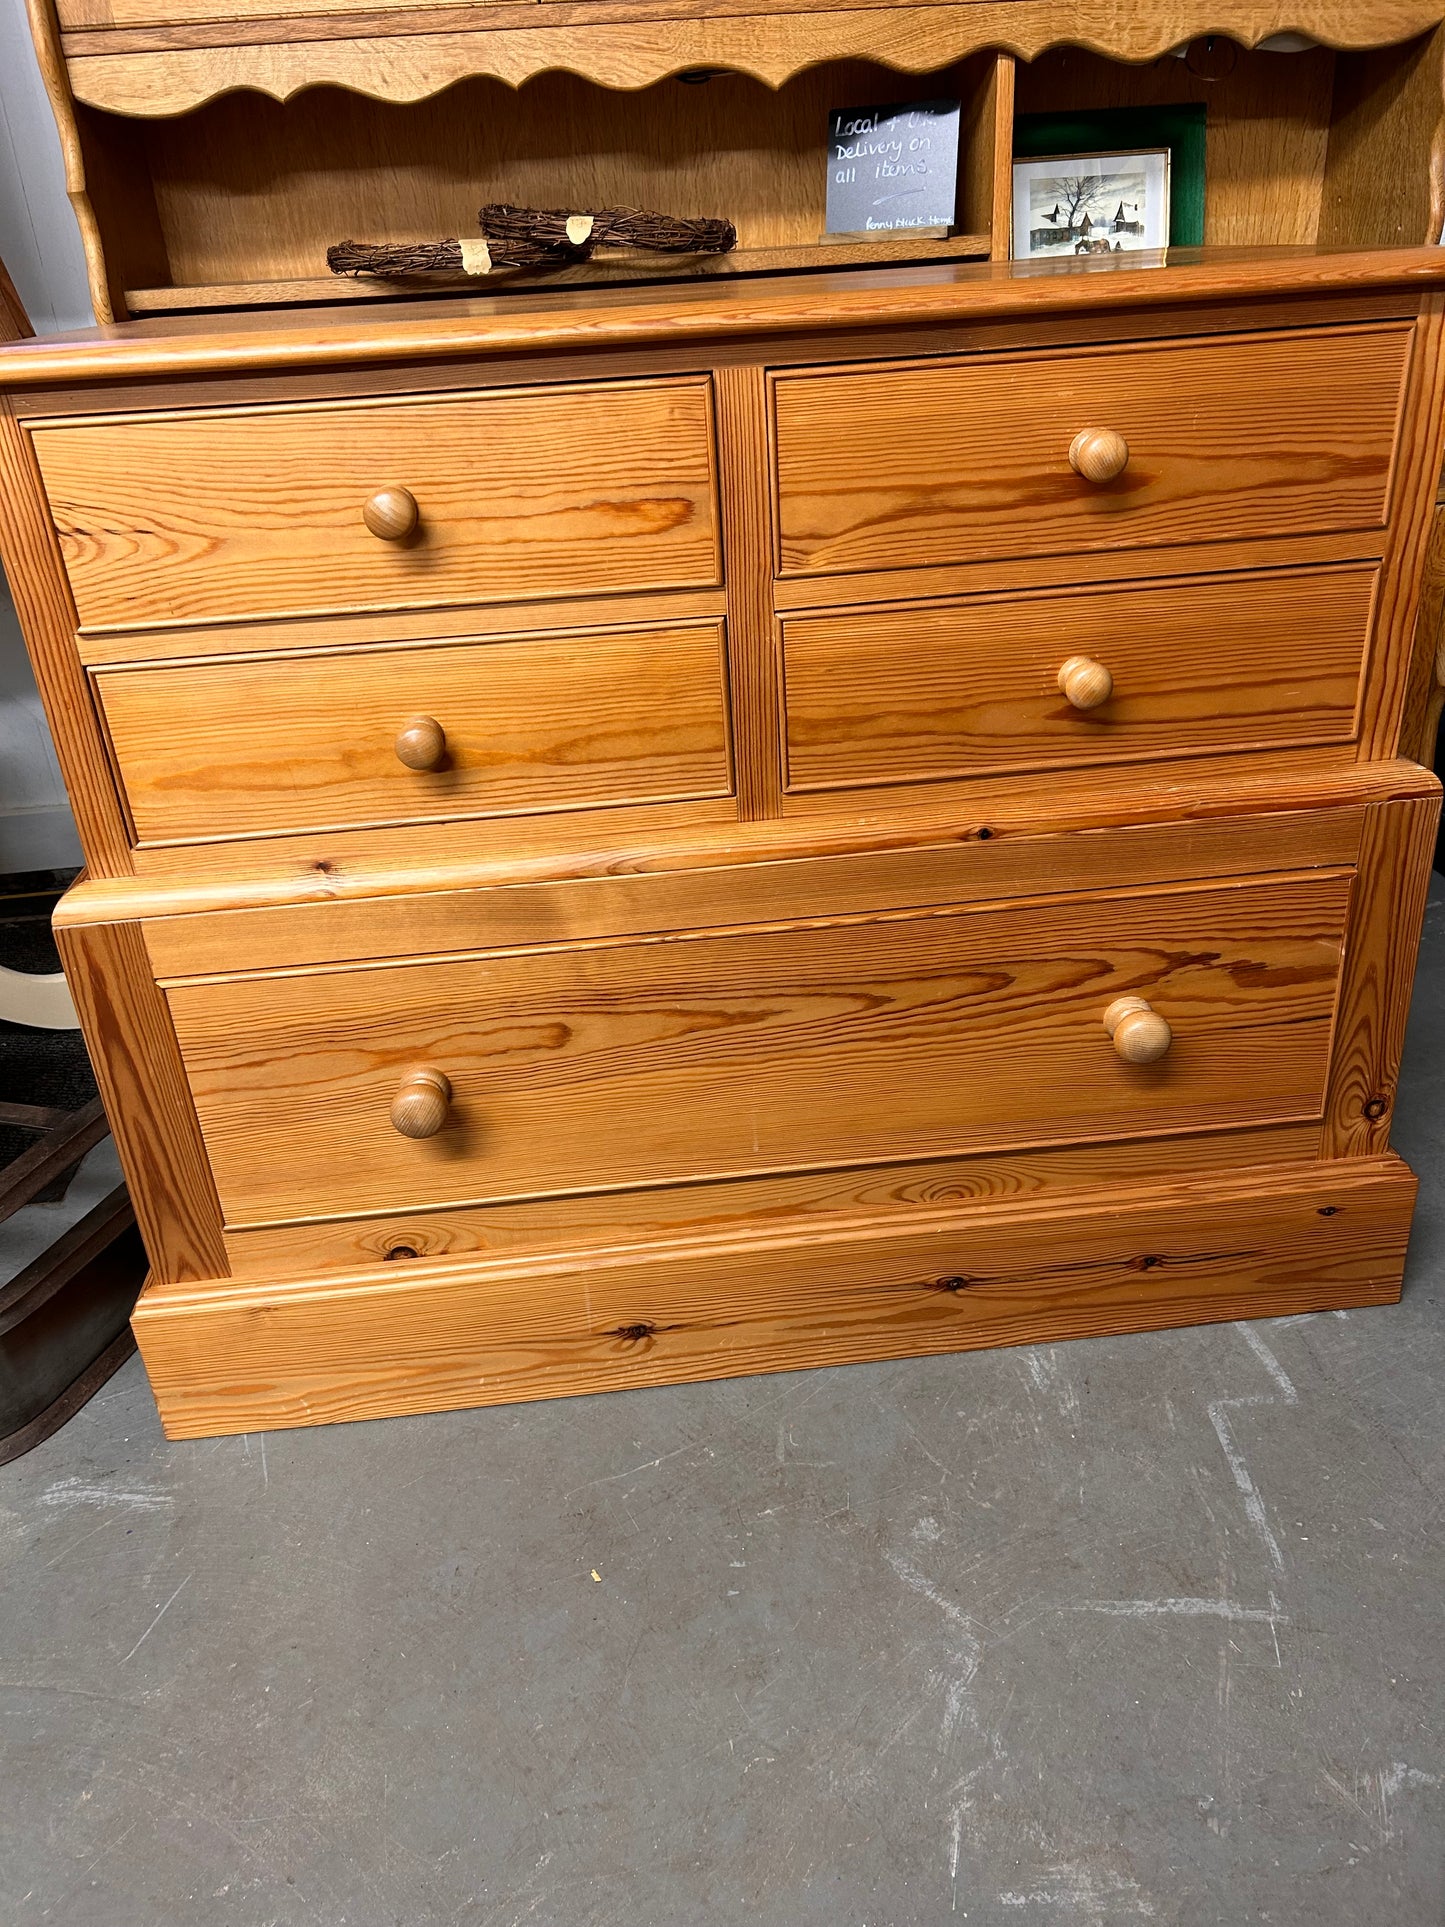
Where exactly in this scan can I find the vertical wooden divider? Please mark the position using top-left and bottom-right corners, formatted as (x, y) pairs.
(990, 53), (1017, 262)
(713, 363), (784, 819)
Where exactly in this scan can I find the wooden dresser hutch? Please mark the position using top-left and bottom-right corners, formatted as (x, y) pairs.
(3, 0), (1444, 1435)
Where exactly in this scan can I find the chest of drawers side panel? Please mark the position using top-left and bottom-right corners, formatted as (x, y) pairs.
(53, 915), (227, 1281)
(1323, 787), (1442, 1155)
(1357, 297), (1445, 755)
(0, 398), (133, 875)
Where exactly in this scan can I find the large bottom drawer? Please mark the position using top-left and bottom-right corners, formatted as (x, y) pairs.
(165, 868), (1352, 1230)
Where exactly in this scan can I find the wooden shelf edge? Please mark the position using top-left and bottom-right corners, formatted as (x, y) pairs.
(122, 233), (994, 316)
(10, 245), (1445, 389)
(60, 0), (1434, 63)
(61, 1), (1445, 117)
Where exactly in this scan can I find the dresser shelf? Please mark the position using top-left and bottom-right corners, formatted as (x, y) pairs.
(7, 0), (1445, 1435)
(119, 231), (997, 316)
(25, 0), (1445, 322)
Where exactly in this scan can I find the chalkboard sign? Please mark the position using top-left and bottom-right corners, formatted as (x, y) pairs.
(825, 98), (961, 237)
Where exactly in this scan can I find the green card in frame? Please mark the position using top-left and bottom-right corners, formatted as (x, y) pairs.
(1012, 104), (1207, 254)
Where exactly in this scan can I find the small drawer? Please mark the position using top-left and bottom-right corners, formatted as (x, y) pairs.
(95, 620), (733, 844)
(771, 324), (1411, 580)
(782, 563), (1376, 793)
(166, 870), (1350, 1229)
(34, 376), (720, 629)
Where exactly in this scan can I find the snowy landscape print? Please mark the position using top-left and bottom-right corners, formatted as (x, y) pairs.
(1014, 151), (1169, 259)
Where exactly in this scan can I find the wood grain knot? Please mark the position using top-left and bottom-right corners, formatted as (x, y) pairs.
(928, 1275), (975, 1293)
(1129, 1254), (1165, 1271)
(611, 1322), (660, 1343)
(384, 1244), (420, 1261)
(976, 827), (994, 842)
(1363, 1096), (1389, 1120)
(1317, 1207), (1340, 1218)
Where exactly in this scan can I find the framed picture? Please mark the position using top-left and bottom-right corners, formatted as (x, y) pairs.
(1013, 106), (1204, 247)
(1011, 148), (1171, 261)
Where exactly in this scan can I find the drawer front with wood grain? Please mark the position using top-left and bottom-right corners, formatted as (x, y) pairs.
(33, 376), (720, 629)
(782, 562), (1377, 793)
(95, 620), (733, 844)
(771, 324), (1412, 580)
(166, 870), (1351, 1228)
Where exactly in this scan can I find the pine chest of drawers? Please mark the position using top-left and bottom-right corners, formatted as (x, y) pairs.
(3, 250), (1442, 1436)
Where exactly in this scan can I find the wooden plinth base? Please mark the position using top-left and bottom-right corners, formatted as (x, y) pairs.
(132, 1156), (1418, 1439)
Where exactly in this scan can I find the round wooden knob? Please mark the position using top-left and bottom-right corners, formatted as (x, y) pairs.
(1058, 655), (1114, 711)
(362, 485), (419, 542)
(390, 1068), (452, 1139)
(1069, 427), (1130, 485)
(394, 715), (447, 771)
(1103, 996), (1173, 1065)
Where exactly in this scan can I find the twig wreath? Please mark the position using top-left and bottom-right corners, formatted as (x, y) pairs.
(328, 204), (737, 281)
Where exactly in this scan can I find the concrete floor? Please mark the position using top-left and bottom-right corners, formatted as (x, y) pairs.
(2, 886), (1442, 1927)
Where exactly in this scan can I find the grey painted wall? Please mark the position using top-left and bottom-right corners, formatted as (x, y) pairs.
(0, 0), (95, 871)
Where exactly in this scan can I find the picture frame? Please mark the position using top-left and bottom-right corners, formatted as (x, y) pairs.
(1013, 104), (1206, 248)
(1011, 147), (1171, 262)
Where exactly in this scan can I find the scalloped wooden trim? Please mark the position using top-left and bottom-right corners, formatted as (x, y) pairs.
(64, 2), (1445, 116)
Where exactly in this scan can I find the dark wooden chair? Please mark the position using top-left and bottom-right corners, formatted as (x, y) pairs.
(0, 265), (145, 1462)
